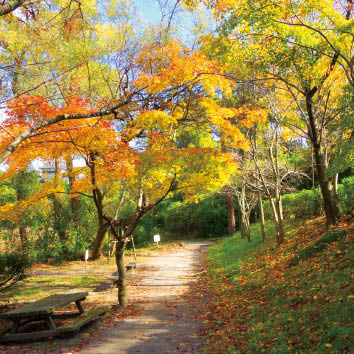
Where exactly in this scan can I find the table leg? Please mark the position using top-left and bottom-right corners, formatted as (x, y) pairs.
(10, 319), (21, 334)
(75, 300), (86, 314)
(44, 317), (56, 330)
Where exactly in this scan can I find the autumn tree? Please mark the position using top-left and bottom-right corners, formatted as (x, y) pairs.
(185, 0), (353, 225)
(0, 36), (249, 306)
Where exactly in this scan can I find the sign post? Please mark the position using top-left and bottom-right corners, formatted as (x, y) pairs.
(84, 249), (89, 277)
(153, 234), (160, 249)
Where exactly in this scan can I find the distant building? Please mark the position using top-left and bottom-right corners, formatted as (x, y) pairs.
(39, 167), (56, 183)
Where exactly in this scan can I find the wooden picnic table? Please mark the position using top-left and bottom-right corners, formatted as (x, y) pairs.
(0, 292), (108, 343)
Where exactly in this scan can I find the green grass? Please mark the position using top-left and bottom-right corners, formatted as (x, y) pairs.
(1, 274), (102, 301)
(203, 218), (354, 354)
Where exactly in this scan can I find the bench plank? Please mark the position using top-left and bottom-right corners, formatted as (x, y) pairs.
(57, 306), (109, 334)
(126, 262), (136, 270)
(0, 306), (109, 342)
(0, 329), (58, 343)
(0, 292), (88, 320)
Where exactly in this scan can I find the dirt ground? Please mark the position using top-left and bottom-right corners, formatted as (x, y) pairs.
(0, 241), (212, 354)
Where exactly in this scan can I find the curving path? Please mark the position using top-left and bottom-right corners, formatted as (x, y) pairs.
(78, 241), (211, 354)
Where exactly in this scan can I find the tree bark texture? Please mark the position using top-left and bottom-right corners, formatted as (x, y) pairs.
(15, 176), (27, 246)
(259, 194), (266, 242)
(91, 216), (108, 260)
(225, 188), (236, 236)
(237, 186), (251, 242)
(269, 197), (284, 245)
(0, 0), (26, 17)
(115, 239), (128, 307)
(306, 94), (339, 225)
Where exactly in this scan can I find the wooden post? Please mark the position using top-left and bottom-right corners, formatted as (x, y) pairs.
(84, 250), (89, 276)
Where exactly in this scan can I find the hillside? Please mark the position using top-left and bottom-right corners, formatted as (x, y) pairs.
(198, 217), (354, 353)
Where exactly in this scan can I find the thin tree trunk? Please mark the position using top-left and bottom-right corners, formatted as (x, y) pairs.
(225, 188), (236, 235)
(275, 197), (284, 244)
(244, 211), (251, 242)
(16, 177), (27, 246)
(332, 173), (339, 212)
(53, 158), (65, 240)
(259, 194), (266, 242)
(115, 239), (128, 307)
(237, 195), (245, 239)
(269, 197), (284, 246)
(237, 186), (251, 241)
(306, 94), (339, 225)
(91, 216), (109, 260)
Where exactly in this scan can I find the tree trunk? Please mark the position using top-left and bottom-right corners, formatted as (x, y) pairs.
(0, 0), (26, 17)
(269, 197), (284, 246)
(332, 173), (339, 213)
(259, 194), (266, 242)
(16, 179), (27, 246)
(91, 217), (108, 260)
(306, 94), (339, 225)
(237, 187), (251, 241)
(275, 197), (284, 244)
(115, 239), (128, 307)
(244, 211), (251, 242)
(225, 188), (236, 235)
(313, 147), (339, 225)
(53, 158), (65, 240)
(237, 195), (245, 239)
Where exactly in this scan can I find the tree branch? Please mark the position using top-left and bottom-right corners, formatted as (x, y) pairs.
(0, 0), (27, 17)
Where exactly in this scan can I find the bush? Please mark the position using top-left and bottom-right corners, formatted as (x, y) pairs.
(129, 194), (234, 244)
(338, 176), (354, 215)
(159, 195), (231, 239)
(263, 176), (354, 221)
(0, 252), (32, 292)
(263, 188), (322, 220)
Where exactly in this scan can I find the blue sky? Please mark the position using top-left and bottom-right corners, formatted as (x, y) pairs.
(133, 0), (214, 46)
(134, 0), (162, 23)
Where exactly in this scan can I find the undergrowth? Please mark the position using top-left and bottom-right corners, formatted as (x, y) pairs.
(202, 218), (354, 354)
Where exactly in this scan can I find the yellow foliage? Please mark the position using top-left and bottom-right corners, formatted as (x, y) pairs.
(0, 181), (63, 223)
(134, 110), (177, 131)
(135, 40), (233, 97)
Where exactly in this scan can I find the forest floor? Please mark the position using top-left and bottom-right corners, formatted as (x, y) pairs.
(0, 241), (212, 354)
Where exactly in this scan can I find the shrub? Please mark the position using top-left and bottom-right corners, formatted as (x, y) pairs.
(338, 176), (354, 215)
(263, 188), (322, 220)
(0, 252), (32, 292)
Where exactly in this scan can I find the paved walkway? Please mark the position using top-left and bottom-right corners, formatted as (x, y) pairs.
(78, 242), (211, 354)
(0, 242), (211, 354)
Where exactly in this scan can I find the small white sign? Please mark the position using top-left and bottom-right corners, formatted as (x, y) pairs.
(153, 234), (160, 243)
(85, 249), (89, 260)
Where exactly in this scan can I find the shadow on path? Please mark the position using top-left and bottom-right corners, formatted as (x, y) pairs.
(77, 242), (211, 354)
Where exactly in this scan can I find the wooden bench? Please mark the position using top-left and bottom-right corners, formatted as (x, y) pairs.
(110, 262), (137, 288)
(57, 306), (109, 334)
(0, 292), (108, 343)
(126, 262), (136, 270)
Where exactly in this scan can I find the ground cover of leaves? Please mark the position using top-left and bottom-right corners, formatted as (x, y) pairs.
(198, 217), (354, 354)
(0, 219), (353, 354)
(0, 242), (209, 353)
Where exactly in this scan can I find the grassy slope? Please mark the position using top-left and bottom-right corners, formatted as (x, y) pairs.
(202, 217), (354, 354)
